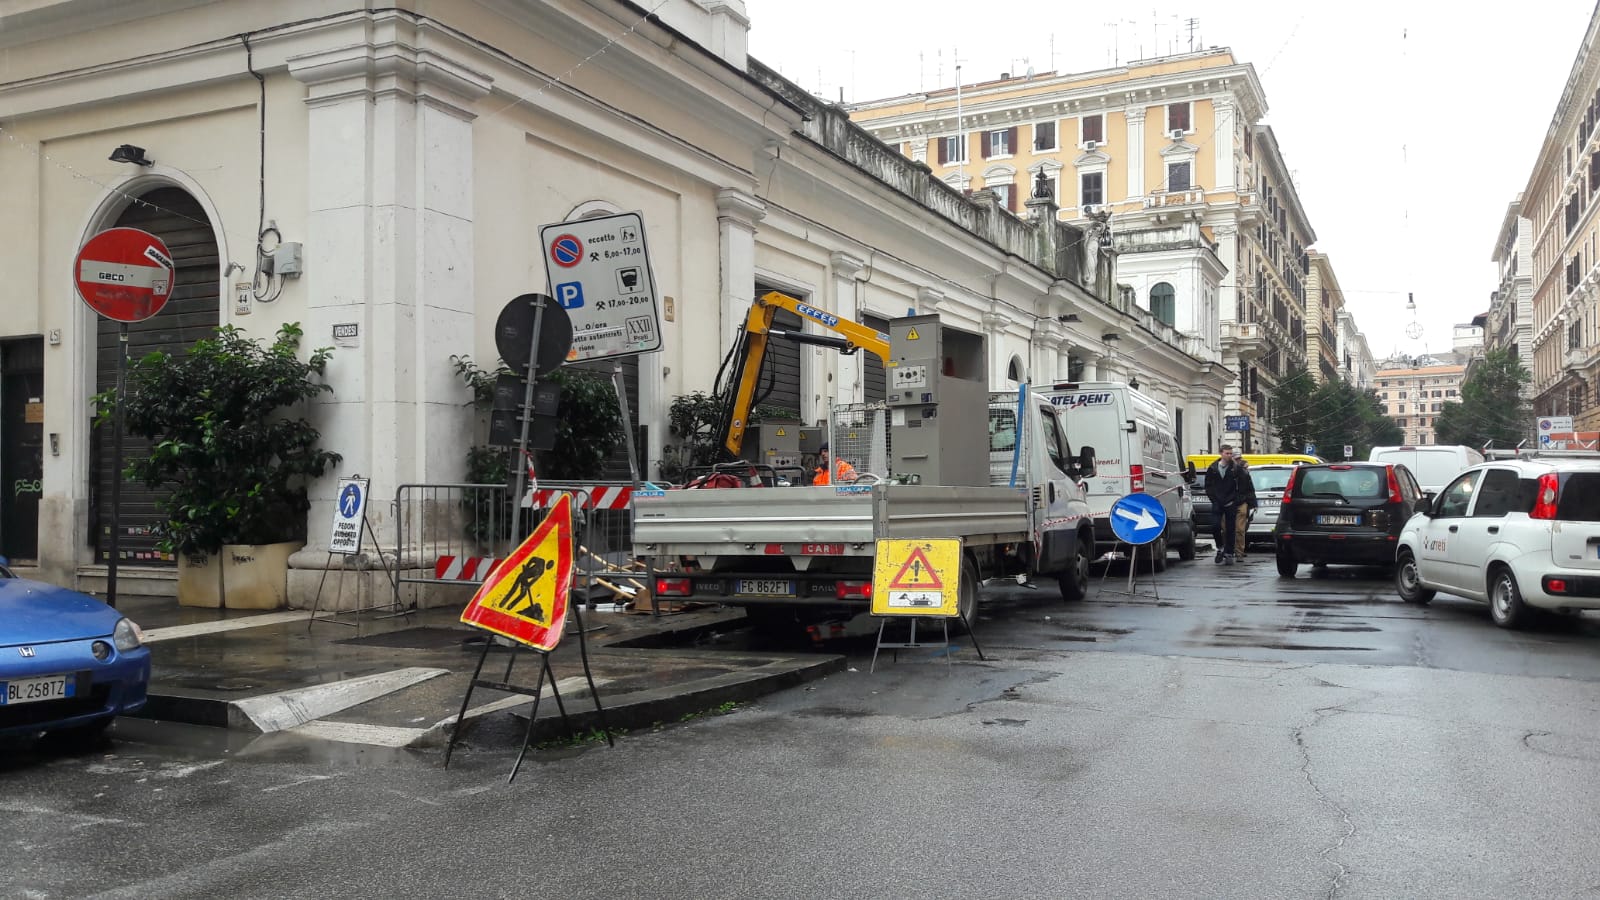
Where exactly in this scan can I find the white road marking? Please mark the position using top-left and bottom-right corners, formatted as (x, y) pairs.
(231, 667), (449, 732)
(261, 774), (335, 794)
(141, 610), (312, 643)
(288, 721), (428, 748)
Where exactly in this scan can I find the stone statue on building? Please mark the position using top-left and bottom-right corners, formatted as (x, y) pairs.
(1081, 206), (1113, 286)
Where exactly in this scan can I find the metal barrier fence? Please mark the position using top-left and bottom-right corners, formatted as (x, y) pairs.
(827, 401), (891, 481)
(392, 481), (644, 610)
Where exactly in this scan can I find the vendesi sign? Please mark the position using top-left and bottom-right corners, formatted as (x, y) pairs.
(539, 212), (663, 363)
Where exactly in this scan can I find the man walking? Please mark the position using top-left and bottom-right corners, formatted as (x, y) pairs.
(1234, 459), (1258, 560)
(1203, 444), (1243, 565)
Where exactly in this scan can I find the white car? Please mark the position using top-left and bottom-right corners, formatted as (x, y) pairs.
(1242, 463), (1300, 546)
(1395, 454), (1600, 627)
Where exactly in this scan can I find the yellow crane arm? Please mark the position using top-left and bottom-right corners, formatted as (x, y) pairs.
(719, 290), (891, 458)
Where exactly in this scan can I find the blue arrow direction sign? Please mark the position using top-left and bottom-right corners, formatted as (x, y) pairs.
(1109, 492), (1167, 546)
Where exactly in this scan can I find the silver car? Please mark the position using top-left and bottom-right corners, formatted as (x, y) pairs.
(1244, 464), (1301, 545)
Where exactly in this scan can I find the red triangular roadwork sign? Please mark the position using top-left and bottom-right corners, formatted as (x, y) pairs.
(460, 493), (574, 652)
(888, 546), (944, 590)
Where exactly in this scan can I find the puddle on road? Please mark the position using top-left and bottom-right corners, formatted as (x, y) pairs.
(1185, 640), (1378, 652)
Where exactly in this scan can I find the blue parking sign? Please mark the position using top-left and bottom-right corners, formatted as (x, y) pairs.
(555, 281), (585, 309)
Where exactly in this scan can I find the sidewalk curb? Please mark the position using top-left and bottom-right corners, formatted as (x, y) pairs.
(425, 653), (847, 749)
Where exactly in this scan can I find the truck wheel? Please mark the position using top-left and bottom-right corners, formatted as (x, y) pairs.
(955, 557), (981, 634)
(1151, 534), (1169, 573)
(1058, 536), (1090, 602)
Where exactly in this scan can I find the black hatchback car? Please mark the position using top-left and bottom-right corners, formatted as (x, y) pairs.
(1273, 462), (1426, 577)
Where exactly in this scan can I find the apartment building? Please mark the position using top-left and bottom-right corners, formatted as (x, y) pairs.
(1375, 364), (1467, 446)
(1336, 309), (1377, 390)
(845, 48), (1316, 453)
(1519, 2), (1600, 429)
(1304, 251), (1344, 384)
(1489, 197), (1536, 376)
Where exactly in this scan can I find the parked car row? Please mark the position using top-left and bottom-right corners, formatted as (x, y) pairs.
(1265, 449), (1600, 630)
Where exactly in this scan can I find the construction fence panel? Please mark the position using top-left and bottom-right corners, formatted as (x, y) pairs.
(827, 402), (891, 482)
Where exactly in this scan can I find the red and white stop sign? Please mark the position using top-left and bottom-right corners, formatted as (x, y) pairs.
(74, 227), (176, 323)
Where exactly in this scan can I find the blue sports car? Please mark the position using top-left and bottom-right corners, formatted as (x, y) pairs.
(0, 557), (151, 740)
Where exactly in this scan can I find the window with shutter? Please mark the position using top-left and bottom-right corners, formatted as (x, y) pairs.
(1168, 102), (1190, 132)
(937, 138), (949, 166)
(1034, 121), (1056, 151)
(1081, 114), (1103, 144)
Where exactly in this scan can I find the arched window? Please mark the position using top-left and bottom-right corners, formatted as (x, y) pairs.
(1007, 355), (1027, 383)
(1150, 282), (1176, 326)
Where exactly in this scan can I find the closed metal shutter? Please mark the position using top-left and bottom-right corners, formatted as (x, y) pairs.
(759, 305), (803, 420)
(90, 188), (219, 565)
(861, 313), (888, 403)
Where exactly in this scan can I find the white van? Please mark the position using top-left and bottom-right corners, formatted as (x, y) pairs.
(1042, 381), (1197, 566)
(1367, 445), (1486, 494)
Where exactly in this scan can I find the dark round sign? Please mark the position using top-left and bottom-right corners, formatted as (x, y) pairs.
(74, 227), (176, 323)
(495, 293), (574, 374)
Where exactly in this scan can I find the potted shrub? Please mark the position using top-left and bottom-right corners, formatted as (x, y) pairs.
(96, 323), (341, 608)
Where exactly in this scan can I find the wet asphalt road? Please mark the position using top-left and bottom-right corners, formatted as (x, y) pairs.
(6, 552), (1600, 899)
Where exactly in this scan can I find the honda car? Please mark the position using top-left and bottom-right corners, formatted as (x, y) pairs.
(0, 558), (151, 742)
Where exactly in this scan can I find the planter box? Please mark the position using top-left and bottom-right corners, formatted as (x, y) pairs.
(177, 551), (224, 608)
(175, 542), (301, 609)
(222, 542), (303, 609)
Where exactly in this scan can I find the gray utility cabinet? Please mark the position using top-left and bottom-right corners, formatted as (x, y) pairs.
(885, 314), (989, 487)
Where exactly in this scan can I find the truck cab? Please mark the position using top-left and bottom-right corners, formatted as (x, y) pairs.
(987, 388), (1098, 599)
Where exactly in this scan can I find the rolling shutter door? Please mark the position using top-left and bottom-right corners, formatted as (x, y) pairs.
(861, 313), (888, 403)
(91, 188), (219, 565)
(760, 307), (803, 420)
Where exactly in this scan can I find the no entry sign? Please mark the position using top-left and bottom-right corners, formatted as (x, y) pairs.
(74, 227), (175, 322)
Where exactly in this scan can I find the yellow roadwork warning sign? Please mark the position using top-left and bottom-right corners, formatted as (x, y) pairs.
(871, 538), (960, 616)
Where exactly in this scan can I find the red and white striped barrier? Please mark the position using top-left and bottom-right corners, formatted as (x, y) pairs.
(434, 555), (502, 583)
(524, 486), (634, 509)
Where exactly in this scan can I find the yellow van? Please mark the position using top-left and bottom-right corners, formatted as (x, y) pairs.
(1185, 452), (1325, 471)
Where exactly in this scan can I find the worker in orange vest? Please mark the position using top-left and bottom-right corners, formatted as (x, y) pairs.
(812, 442), (857, 485)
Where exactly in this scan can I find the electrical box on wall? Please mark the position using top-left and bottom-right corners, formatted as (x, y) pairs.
(273, 242), (303, 277)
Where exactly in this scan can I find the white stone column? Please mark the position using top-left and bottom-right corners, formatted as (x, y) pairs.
(702, 1), (750, 68)
(288, 37), (491, 552)
(717, 188), (766, 357)
(1212, 97), (1236, 191)
(1124, 106), (1146, 198)
(983, 308), (1012, 384)
(830, 251), (866, 403)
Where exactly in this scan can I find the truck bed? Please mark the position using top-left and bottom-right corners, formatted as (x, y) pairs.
(633, 484), (1032, 557)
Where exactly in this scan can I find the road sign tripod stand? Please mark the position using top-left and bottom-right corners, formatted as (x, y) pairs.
(1097, 540), (1164, 602)
(869, 612), (986, 672)
(307, 512), (404, 633)
(443, 602), (612, 782)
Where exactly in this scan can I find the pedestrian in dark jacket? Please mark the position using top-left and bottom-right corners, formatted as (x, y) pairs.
(1203, 444), (1243, 564)
(1234, 459), (1258, 559)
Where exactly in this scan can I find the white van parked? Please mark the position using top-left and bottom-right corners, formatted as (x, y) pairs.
(1042, 381), (1198, 567)
(1368, 445), (1486, 494)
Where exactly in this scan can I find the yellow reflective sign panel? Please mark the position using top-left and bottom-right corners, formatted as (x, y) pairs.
(871, 538), (961, 617)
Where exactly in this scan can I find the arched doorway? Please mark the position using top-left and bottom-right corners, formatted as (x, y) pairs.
(90, 187), (220, 565)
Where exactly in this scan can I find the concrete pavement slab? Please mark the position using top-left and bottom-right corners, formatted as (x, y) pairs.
(117, 595), (844, 748)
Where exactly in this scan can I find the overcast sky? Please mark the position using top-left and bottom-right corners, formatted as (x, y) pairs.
(747, 0), (1596, 361)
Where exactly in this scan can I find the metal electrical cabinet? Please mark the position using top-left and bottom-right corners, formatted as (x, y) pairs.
(885, 314), (989, 486)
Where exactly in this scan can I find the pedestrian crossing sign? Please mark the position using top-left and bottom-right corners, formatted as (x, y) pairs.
(461, 492), (574, 651)
(871, 538), (961, 616)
